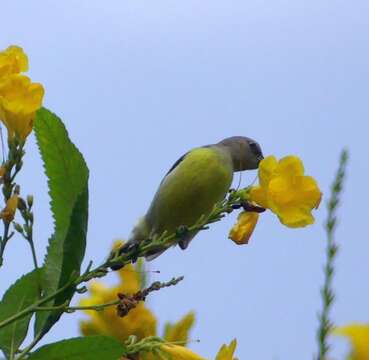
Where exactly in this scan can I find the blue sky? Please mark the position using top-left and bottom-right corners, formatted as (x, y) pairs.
(1, 1), (369, 358)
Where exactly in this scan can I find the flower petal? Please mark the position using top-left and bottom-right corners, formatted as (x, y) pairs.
(276, 156), (304, 178)
(258, 155), (278, 187)
(277, 207), (315, 228)
(0, 46), (28, 78)
(0, 74), (44, 139)
(333, 323), (369, 360)
(215, 339), (238, 360)
(161, 344), (206, 360)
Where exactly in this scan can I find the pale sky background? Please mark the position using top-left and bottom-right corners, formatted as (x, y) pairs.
(1, 1), (369, 359)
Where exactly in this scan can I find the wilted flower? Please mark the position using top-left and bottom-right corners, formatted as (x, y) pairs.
(333, 323), (369, 360)
(0, 46), (28, 79)
(0, 74), (44, 140)
(229, 212), (259, 245)
(0, 194), (18, 223)
(250, 155), (321, 227)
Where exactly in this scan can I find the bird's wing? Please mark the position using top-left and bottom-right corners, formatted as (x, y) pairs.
(164, 151), (189, 177)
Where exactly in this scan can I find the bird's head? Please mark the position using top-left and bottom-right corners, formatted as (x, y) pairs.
(219, 136), (264, 171)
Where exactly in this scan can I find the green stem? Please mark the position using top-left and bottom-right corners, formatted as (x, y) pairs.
(28, 237), (39, 270)
(0, 139), (25, 267)
(0, 190), (245, 334)
(35, 299), (119, 313)
(0, 278), (74, 329)
(317, 149), (348, 360)
(0, 222), (11, 267)
(16, 332), (44, 360)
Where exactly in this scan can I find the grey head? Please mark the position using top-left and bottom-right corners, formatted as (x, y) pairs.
(218, 136), (264, 171)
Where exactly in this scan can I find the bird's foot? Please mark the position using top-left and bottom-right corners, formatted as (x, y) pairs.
(241, 201), (266, 213)
(176, 225), (190, 250)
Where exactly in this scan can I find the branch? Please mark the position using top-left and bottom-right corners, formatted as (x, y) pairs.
(34, 276), (184, 318)
(0, 189), (251, 333)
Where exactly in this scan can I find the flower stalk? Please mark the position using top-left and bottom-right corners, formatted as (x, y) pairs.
(317, 149), (348, 360)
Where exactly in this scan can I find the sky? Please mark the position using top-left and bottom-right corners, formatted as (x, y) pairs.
(1, 0), (369, 359)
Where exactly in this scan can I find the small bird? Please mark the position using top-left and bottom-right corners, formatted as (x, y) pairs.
(113, 136), (263, 268)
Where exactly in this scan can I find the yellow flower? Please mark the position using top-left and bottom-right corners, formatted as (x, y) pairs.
(250, 155), (321, 228)
(160, 344), (206, 360)
(0, 74), (44, 139)
(0, 46), (28, 79)
(334, 323), (369, 360)
(0, 195), (18, 223)
(156, 339), (238, 360)
(164, 312), (196, 345)
(215, 339), (238, 360)
(229, 211), (259, 245)
(79, 263), (157, 342)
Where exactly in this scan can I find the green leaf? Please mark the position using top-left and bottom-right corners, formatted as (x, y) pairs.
(27, 336), (125, 360)
(33, 108), (89, 336)
(0, 270), (41, 359)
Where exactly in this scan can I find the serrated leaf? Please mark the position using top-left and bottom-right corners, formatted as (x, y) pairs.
(33, 108), (89, 336)
(27, 336), (125, 360)
(0, 270), (41, 359)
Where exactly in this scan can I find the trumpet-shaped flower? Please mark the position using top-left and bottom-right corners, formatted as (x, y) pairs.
(334, 323), (369, 360)
(0, 74), (44, 139)
(229, 212), (259, 245)
(250, 155), (321, 228)
(0, 46), (28, 79)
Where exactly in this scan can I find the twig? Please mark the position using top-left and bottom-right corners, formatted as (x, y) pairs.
(16, 332), (44, 360)
(117, 276), (184, 316)
(34, 276), (184, 317)
(0, 189), (248, 334)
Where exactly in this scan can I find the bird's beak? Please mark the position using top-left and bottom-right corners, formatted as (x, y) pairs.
(257, 154), (264, 164)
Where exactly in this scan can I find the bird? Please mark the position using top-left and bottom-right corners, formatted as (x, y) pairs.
(112, 136), (263, 269)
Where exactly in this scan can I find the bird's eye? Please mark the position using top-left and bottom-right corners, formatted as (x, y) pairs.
(249, 142), (259, 153)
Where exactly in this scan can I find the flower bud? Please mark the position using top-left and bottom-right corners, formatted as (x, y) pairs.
(26, 194), (33, 208)
(0, 194), (18, 223)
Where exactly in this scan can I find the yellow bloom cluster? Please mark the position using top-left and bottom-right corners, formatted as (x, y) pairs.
(334, 323), (369, 360)
(0, 46), (44, 140)
(229, 155), (321, 243)
(80, 243), (239, 359)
